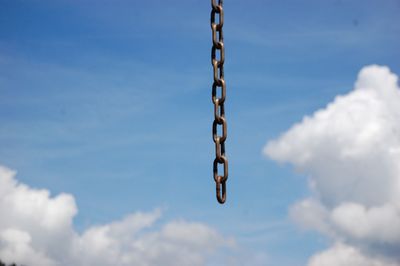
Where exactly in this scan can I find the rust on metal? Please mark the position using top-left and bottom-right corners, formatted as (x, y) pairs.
(211, 0), (228, 204)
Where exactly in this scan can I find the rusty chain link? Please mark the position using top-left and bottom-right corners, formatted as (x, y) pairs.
(211, 0), (228, 204)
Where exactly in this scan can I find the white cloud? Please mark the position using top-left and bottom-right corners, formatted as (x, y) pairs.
(331, 202), (400, 244)
(0, 165), (235, 266)
(309, 243), (398, 266)
(264, 65), (400, 265)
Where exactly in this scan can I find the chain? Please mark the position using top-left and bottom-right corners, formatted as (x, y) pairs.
(211, 0), (228, 204)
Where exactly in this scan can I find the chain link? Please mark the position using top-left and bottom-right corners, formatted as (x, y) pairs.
(211, 0), (228, 204)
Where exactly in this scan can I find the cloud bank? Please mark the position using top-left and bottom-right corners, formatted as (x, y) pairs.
(264, 65), (400, 265)
(0, 166), (235, 266)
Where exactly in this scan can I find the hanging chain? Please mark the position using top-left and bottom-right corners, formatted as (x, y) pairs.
(211, 0), (228, 204)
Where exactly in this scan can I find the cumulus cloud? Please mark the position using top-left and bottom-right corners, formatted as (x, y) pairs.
(0, 165), (235, 266)
(308, 243), (399, 266)
(264, 65), (400, 265)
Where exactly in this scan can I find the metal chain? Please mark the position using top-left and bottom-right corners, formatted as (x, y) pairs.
(211, 0), (228, 204)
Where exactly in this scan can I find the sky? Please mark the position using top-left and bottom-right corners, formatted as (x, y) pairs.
(1, 0), (400, 265)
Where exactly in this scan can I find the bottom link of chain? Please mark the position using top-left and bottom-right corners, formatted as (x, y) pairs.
(216, 179), (226, 204)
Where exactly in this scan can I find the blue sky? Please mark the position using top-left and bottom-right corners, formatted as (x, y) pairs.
(1, 0), (400, 265)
